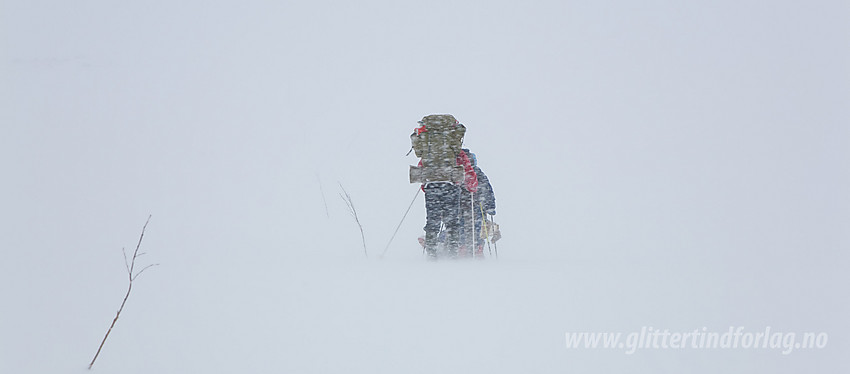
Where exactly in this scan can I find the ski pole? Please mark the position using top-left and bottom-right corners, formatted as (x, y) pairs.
(490, 215), (499, 258)
(381, 188), (421, 258)
(470, 195), (475, 258)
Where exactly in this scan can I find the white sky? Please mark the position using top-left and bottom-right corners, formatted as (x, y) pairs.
(1, 1), (848, 372)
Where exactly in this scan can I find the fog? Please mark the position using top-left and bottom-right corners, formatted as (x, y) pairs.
(1, 1), (848, 373)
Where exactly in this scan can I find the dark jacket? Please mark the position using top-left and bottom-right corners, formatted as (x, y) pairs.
(471, 166), (496, 215)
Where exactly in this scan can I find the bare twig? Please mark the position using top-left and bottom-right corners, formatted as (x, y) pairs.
(121, 247), (131, 275)
(89, 215), (158, 370)
(339, 183), (368, 257)
(317, 174), (330, 219)
(131, 263), (158, 281)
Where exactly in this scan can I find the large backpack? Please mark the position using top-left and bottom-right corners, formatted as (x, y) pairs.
(409, 114), (466, 184)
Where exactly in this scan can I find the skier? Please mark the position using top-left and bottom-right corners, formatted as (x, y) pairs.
(459, 149), (497, 258)
(409, 114), (478, 259)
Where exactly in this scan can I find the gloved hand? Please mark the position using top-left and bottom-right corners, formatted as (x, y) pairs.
(491, 223), (501, 242)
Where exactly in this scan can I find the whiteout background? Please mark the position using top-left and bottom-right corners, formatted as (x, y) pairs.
(1, 1), (848, 373)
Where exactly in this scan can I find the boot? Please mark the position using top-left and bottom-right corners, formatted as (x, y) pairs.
(446, 230), (460, 258)
(424, 232), (438, 259)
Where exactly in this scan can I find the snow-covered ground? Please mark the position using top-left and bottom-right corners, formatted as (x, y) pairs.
(2, 247), (847, 373)
(2, 1), (848, 373)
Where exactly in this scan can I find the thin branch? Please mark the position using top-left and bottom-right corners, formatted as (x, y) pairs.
(89, 215), (156, 370)
(317, 173), (330, 219)
(122, 247), (131, 276)
(127, 216), (151, 276)
(132, 263), (160, 281)
(338, 183), (368, 257)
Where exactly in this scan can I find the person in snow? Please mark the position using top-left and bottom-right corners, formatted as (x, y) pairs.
(409, 114), (478, 259)
(458, 149), (497, 258)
